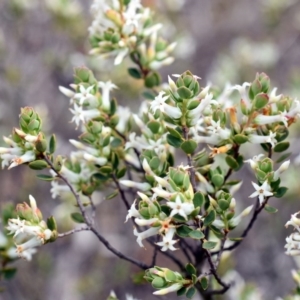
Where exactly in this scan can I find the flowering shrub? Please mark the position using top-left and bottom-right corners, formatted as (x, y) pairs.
(1, 1), (300, 299)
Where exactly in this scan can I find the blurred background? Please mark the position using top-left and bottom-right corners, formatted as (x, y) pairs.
(1, 0), (300, 299)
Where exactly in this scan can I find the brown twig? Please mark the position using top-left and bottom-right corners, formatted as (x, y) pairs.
(43, 154), (150, 270)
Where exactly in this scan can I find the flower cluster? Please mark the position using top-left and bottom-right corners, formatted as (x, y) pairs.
(285, 212), (300, 256)
(88, 0), (175, 69)
(6, 195), (56, 260)
(0, 107), (45, 169)
(144, 266), (194, 296)
(123, 163), (194, 251)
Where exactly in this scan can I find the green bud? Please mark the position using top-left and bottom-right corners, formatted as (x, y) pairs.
(211, 174), (224, 188)
(29, 160), (48, 170)
(49, 134), (56, 154)
(35, 139), (47, 153)
(177, 86), (193, 99)
(258, 158), (273, 173)
(47, 216), (57, 231)
(53, 155), (63, 172)
(144, 72), (161, 88)
(88, 121), (103, 134)
(253, 93), (269, 110)
(79, 132), (96, 144)
(248, 79), (262, 100)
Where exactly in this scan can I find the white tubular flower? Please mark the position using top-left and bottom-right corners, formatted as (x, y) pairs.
(167, 196), (194, 220)
(98, 81), (118, 110)
(137, 192), (151, 202)
(249, 181), (273, 204)
(156, 228), (178, 251)
(150, 91), (182, 119)
(125, 200), (142, 222)
(142, 159), (155, 176)
(16, 236), (44, 257)
(287, 99), (300, 118)
(285, 212), (300, 230)
(7, 247), (37, 261)
(70, 104), (101, 127)
(7, 218), (26, 237)
(69, 139), (99, 156)
(50, 181), (70, 199)
(152, 186), (175, 199)
(244, 154), (264, 170)
(254, 112), (288, 127)
(149, 57), (175, 70)
(269, 87), (282, 103)
(153, 283), (183, 295)
(8, 150), (36, 169)
(74, 85), (95, 105)
(83, 153), (107, 166)
(135, 217), (159, 226)
(60, 165), (81, 184)
(248, 131), (277, 148)
(194, 134), (221, 145)
(229, 205), (254, 228)
(133, 227), (160, 247)
(114, 48), (129, 65)
(120, 180), (151, 191)
(0, 146), (23, 155)
(285, 233), (300, 256)
(188, 93), (213, 119)
(273, 160), (290, 181)
(59, 86), (75, 99)
(115, 106), (131, 133)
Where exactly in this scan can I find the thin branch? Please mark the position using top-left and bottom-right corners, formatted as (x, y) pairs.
(215, 230), (228, 268)
(112, 174), (130, 210)
(58, 227), (90, 238)
(179, 239), (194, 263)
(89, 195), (97, 220)
(212, 197), (268, 255)
(151, 236), (159, 267)
(202, 249), (230, 294)
(44, 154), (150, 270)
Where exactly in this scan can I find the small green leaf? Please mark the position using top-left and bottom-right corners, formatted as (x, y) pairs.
(186, 287), (196, 299)
(211, 174), (224, 188)
(70, 212), (85, 223)
(202, 241), (217, 249)
(181, 140), (197, 154)
(225, 155), (239, 170)
(147, 121), (161, 134)
(188, 230), (204, 240)
(276, 152), (291, 163)
(264, 204), (278, 213)
(47, 216), (57, 231)
(142, 91), (155, 100)
(128, 68), (142, 79)
(177, 287), (187, 296)
(254, 93), (269, 109)
(177, 86), (193, 99)
(218, 199), (230, 211)
(116, 167), (126, 179)
(193, 192), (205, 208)
(176, 225), (192, 237)
(106, 190), (119, 200)
(149, 157), (160, 170)
(152, 277), (166, 289)
(167, 134), (182, 148)
(49, 134), (56, 154)
(111, 138), (122, 148)
(203, 210), (216, 226)
(166, 127), (182, 139)
(145, 71), (161, 88)
(274, 187), (288, 198)
(29, 160), (49, 170)
(274, 142), (290, 153)
(186, 263), (197, 276)
(36, 174), (54, 181)
(165, 270), (177, 282)
(99, 166), (112, 174)
(2, 268), (17, 280)
(233, 134), (248, 145)
(200, 277), (208, 290)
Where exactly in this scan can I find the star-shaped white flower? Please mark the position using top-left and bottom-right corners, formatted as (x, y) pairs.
(150, 91), (182, 119)
(156, 228), (178, 251)
(74, 85), (95, 105)
(249, 180), (273, 204)
(167, 196), (194, 220)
